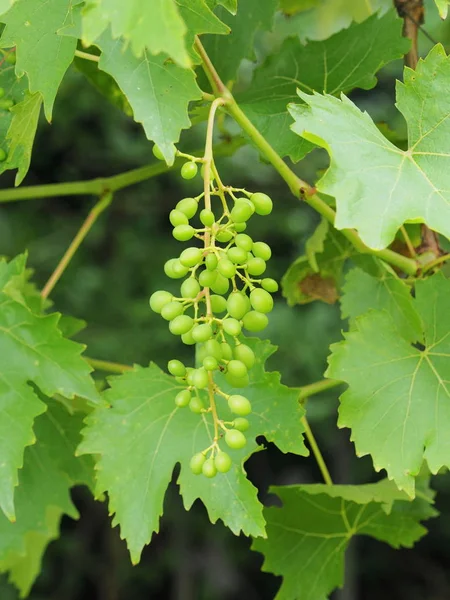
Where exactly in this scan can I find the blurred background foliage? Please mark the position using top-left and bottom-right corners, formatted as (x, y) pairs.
(1, 1), (450, 598)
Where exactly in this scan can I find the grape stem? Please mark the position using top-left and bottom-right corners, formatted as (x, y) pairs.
(301, 416), (333, 485)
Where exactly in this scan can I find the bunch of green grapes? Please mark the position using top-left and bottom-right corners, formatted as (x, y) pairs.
(149, 151), (277, 478)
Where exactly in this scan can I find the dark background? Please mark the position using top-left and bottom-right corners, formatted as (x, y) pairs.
(1, 4), (450, 599)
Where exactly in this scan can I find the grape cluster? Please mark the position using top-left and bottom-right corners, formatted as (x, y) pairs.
(149, 150), (277, 478)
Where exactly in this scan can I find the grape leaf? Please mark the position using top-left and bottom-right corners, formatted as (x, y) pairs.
(282, 219), (353, 305)
(238, 11), (409, 162)
(252, 479), (434, 600)
(326, 274), (450, 497)
(177, 0), (229, 63)
(82, 0), (190, 67)
(78, 338), (306, 563)
(0, 0), (16, 16)
(434, 0), (449, 19)
(95, 31), (202, 165)
(0, 255), (99, 521)
(279, 0), (321, 16)
(215, 0), (237, 13)
(0, 0), (78, 120)
(341, 267), (422, 340)
(289, 44), (450, 249)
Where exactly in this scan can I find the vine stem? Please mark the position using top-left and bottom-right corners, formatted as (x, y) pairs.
(400, 225), (417, 257)
(421, 253), (450, 273)
(298, 378), (343, 402)
(194, 38), (418, 277)
(41, 192), (112, 300)
(74, 50), (100, 62)
(86, 357), (133, 374)
(301, 416), (333, 485)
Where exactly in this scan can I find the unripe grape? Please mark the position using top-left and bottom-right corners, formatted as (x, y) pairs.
(169, 314), (194, 335)
(168, 359), (186, 377)
(230, 199), (253, 223)
(192, 367), (209, 389)
(262, 278), (279, 293)
(222, 318), (242, 337)
(0, 98), (13, 110)
(169, 209), (188, 227)
(250, 192), (273, 215)
(206, 254), (218, 271)
(225, 429), (247, 450)
(235, 234), (253, 252)
(234, 222), (247, 232)
(247, 257), (266, 276)
(200, 208), (215, 226)
(161, 301), (184, 321)
(228, 394), (252, 416)
(225, 372), (249, 388)
(180, 247), (203, 267)
(186, 368), (195, 386)
(227, 360), (248, 379)
(200, 164), (215, 181)
(220, 343), (233, 361)
(216, 230), (233, 243)
(175, 389), (191, 407)
(210, 273), (229, 295)
(152, 144), (165, 160)
(149, 290), (173, 313)
(203, 356), (218, 371)
(234, 344), (255, 369)
(227, 292), (251, 319)
(252, 241), (272, 261)
(250, 288), (273, 313)
(199, 269), (217, 288)
(218, 259), (236, 278)
(227, 246), (248, 265)
(181, 161), (198, 180)
(5, 53), (16, 65)
(204, 339), (223, 360)
(215, 451), (232, 473)
(164, 258), (189, 279)
(190, 452), (206, 474)
(189, 396), (205, 413)
(192, 323), (213, 343)
(202, 458), (217, 478)
(176, 197), (198, 219)
(182, 330), (196, 345)
(0, 148), (7, 162)
(181, 278), (201, 298)
(233, 417), (250, 432)
(243, 311), (268, 332)
(210, 294), (227, 313)
(173, 224), (195, 242)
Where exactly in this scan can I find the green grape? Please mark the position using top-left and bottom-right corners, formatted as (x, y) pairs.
(235, 234), (253, 252)
(181, 278), (201, 298)
(205, 254), (218, 271)
(149, 290), (173, 313)
(152, 144), (165, 160)
(182, 330), (196, 345)
(186, 368), (195, 385)
(221, 342), (233, 361)
(227, 292), (251, 319)
(262, 278), (279, 293)
(168, 359), (186, 377)
(233, 417), (250, 432)
(218, 259), (236, 278)
(250, 192), (273, 215)
(0, 149), (7, 162)
(5, 53), (16, 65)
(210, 273), (229, 295)
(234, 344), (255, 369)
(252, 241), (272, 261)
(192, 323), (213, 343)
(202, 458), (217, 478)
(164, 259), (189, 279)
(204, 339), (223, 360)
(222, 318), (242, 337)
(169, 209), (188, 227)
(216, 230), (233, 243)
(250, 288), (273, 313)
(190, 453), (206, 475)
(230, 199), (254, 223)
(181, 161), (198, 180)
(192, 367), (209, 389)
(234, 222), (247, 232)
(189, 396), (205, 413)
(215, 451), (232, 473)
(200, 208), (215, 227)
(161, 301), (184, 321)
(175, 389), (191, 408)
(169, 314), (194, 335)
(179, 247), (203, 267)
(227, 360), (247, 379)
(200, 164), (215, 181)
(199, 269), (217, 288)
(210, 294), (227, 313)
(243, 311), (268, 332)
(247, 257), (266, 276)
(173, 224), (195, 242)
(0, 98), (13, 110)
(227, 246), (248, 265)
(225, 372), (249, 388)
(203, 356), (218, 371)
(228, 394), (252, 416)
(225, 429), (247, 450)
(176, 197), (198, 219)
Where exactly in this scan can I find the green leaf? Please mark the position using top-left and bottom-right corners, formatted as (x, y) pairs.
(326, 274), (450, 497)
(216, 0), (237, 13)
(434, 0), (449, 19)
(289, 44), (450, 249)
(238, 11), (409, 162)
(282, 219), (353, 305)
(95, 31), (202, 165)
(252, 479), (433, 600)
(0, 0), (16, 16)
(341, 266), (423, 340)
(279, 0), (321, 16)
(78, 338), (306, 563)
(0, 255), (99, 522)
(82, 0), (190, 67)
(0, 0), (78, 119)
